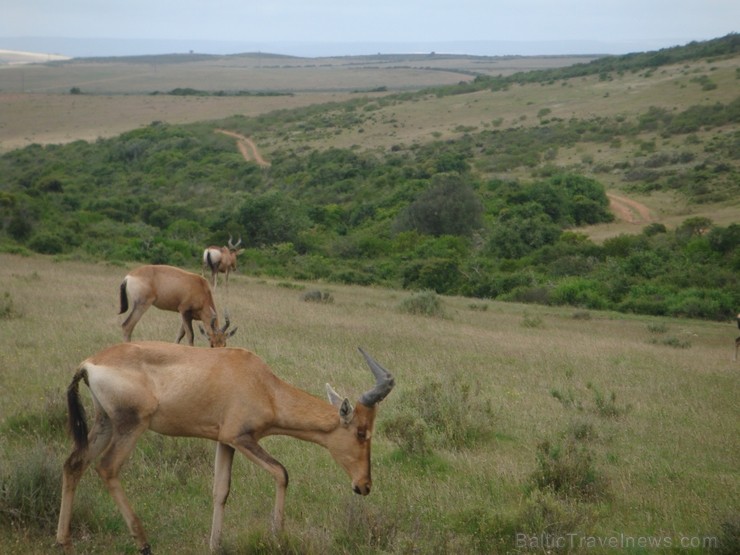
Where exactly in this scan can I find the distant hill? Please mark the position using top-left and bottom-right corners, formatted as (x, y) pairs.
(0, 49), (70, 65)
(0, 36), (700, 58)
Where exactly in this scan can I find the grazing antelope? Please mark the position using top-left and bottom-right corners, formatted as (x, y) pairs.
(119, 265), (236, 347)
(734, 313), (740, 361)
(202, 236), (244, 289)
(56, 343), (395, 554)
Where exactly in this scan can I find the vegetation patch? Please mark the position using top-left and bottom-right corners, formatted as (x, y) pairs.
(382, 374), (494, 454)
(0, 292), (20, 319)
(300, 289), (334, 303)
(397, 291), (446, 318)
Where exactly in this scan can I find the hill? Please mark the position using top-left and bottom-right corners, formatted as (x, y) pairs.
(0, 35), (738, 320)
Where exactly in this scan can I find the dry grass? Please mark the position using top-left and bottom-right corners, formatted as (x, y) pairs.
(1, 253), (738, 553)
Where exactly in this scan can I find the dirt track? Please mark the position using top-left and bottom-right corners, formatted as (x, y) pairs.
(215, 129), (270, 167)
(607, 193), (652, 224)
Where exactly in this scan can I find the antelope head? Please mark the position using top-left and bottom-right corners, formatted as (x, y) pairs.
(324, 347), (395, 496)
(199, 310), (238, 348)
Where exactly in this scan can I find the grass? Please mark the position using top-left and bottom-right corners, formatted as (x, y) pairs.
(0, 252), (738, 553)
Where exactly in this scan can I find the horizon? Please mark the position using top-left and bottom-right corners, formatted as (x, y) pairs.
(0, 34), (721, 60)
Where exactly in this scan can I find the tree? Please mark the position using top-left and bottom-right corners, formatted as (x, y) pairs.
(393, 174), (483, 237)
(487, 203), (562, 259)
(234, 192), (311, 249)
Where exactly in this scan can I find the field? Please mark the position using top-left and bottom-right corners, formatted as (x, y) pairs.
(0, 53), (593, 152)
(1, 253), (738, 553)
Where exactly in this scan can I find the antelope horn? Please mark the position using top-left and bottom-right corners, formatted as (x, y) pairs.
(228, 235), (234, 249)
(358, 347), (395, 407)
(221, 310), (231, 333)
(210, 312), (218, 332)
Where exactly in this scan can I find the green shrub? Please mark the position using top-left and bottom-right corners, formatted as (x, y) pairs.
(383, 374), (494, 453)
(717, 515), (740, 555)
(397, 291), (446, 317)
(0, 442), (62, 530)
(521, 312), (544, 328)
(587, 384), (629, 418)
(381, 413), (433, 456)
(550, 277), (609, 310)
(0, 292), (20, 319)
(300, 289), (334, 303)
(650, 335), (692, 349)
(532, 439), (608, 501)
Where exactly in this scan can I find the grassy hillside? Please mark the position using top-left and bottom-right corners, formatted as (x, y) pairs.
(0, 253), (738, 553)
(0, 36), (738, 320)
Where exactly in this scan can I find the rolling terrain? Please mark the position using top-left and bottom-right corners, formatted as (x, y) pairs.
(0, 38), (738, 554)
(1, 46), (736, 236)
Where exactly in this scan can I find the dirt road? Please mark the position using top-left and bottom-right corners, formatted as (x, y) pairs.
(215, 129), (270, 168)
(607, 193), (652, 224)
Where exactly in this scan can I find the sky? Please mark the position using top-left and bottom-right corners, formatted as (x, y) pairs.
(1, 0), (738, 57)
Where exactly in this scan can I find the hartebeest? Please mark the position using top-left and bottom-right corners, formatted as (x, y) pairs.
(56, 343), (395, 554)
(119, 265), (236, 347)
(202, 236), (244, 289)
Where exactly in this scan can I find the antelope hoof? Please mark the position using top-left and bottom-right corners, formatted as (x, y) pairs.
(140, 544), (152, 555)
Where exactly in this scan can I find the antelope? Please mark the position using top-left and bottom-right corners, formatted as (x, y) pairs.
(56, 343), (395, 554)
(119, 265), (237, 347)
(735, 313), (740, 361)
(202, 236), (244, 289)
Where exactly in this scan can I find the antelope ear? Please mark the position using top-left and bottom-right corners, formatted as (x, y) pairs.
(326, 384), (354, 424)
(338, 399), (354, 425)
(227, 326), (238, 338)
(326, 383), (343, 406)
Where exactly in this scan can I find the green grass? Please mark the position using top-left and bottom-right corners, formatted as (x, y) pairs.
(1, 253), (738, 553)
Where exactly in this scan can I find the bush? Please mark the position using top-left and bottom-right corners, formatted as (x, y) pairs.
(300, 289), (334, 303)
(382, 374), (494, 453)
(397, 291), (446, 317)
(401, 257), (461, 294)
(550, 278), (609, 310)
(0, 442), (62, 530)
(532, 439), (608, 501)
(28, 232), (66, 255)
(0, 292), (20, 319)
(393, 174), (483, 238)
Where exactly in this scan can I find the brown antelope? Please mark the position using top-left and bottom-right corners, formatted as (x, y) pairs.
(119, 265), (237, 347)
(202, 236), (244, 289)
(56, 342), (395, 554)
(734, 313), (740, 361)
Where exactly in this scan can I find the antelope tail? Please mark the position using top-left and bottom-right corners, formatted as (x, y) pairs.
(67, 368), (89, 451)
(206, 251), (217, 273)
(119, 278), (129, 314)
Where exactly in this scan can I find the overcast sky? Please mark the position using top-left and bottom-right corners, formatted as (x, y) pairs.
(2, 0), (738, 57)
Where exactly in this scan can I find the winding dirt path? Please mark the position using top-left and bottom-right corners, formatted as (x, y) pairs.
(215, 129), (270, 167)
(213, 131), (652, 226)
(607, 192), (653, 224)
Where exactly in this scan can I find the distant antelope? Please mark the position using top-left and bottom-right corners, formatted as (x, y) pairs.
(56, 343), (395, 554)
(119, 265), (236, 347)
(202, 236), (244, 289)
(735, 313), (740, 361)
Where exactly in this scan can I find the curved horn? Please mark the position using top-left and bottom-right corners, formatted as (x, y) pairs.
(221, 310), (231, 333)
(358, 347), (395, 407)
(228, 235), (235, 249)
(234, 236), (242, 249)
